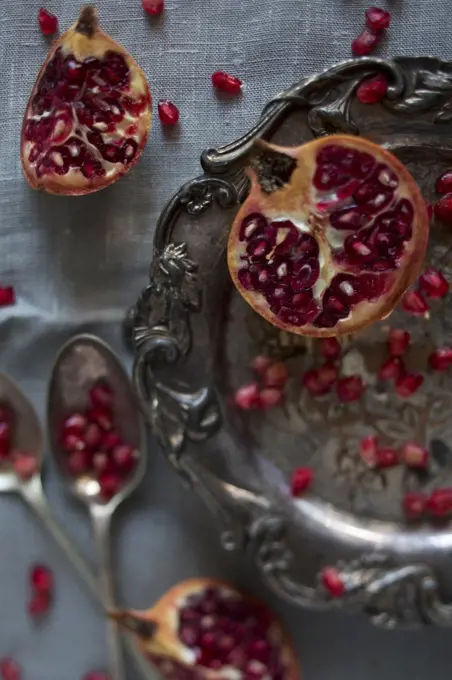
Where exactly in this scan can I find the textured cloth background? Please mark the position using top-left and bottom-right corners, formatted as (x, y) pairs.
(1, 0), (452, 678)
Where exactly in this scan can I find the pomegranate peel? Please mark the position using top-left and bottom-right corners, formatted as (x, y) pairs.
(21, 6), (152, 196)
(228, 136), (429, 338)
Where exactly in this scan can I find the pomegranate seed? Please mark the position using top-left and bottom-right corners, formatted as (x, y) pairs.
(388, 329), (410, 357)
(84, 422), (104, 449)
(429, 347), (452, 371)
(321, 338), (341, 361)
(395, 373), (424, 398)
(426, 488), (452, 518)
(0, 659), (21, 680)
(302, 369), (330, 396)
(98, 472), (122, 500)
(262, 361), (288, 388)
(0, 421), (11, 458)
(92, 451), (110, 473)
(102, 431), (122, 451)
(351, 28), (382, 56)
(360, 435), (378, 466)
(418, 267), (449, 298)
(89, 382), (113, 409)
(402, 492), (427, 520)
(290, 467), (314, 496)
(401, 290), (429, 316)
(12, 451), (38, 480)
(400, 442), (429, 469)
(435, 170), (452, 194)
(28, 591), (51, 617)
(62, 433), (86, 452)
(83, 673), (110, 680)
(320, 567), (345, 598)
(336, 375), (365, 402)
(86, 406), (113, 432)
(259, 387), (284, 409)
(30, 564), (53, 593)
(250, 355), (272, 375)
(38, 7), (58, 35)
(67, 450), (91, 476)
(158, 100), (180, 126)
(142, 0), (164, 15)
(211, 71), (242, 94)
(0, 286), (15, 307)
(365, 6), (391, 30)
(62, 413), (87, 437)
(378, 356), (405, 381)
(233, 382), (260, 409)
(318, 362), (339, 387)
(425, 200), (433, 221)
(113, 444), (138, 471)
(375, 447), (399, 468)
(434, 194), (452, 223)
(356, 74), (388, 104)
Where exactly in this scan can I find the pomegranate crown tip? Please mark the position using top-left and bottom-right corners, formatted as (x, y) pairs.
(75, 6), (99, 37)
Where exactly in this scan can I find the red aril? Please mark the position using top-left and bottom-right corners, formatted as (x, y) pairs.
(84, 422), (104, 449)
(92, 451), (110, 473)
(395, 372), (424, 397)
(378, 356), (404, 381)
(62, 432), (86, 452)
(336, 375), (365, 402)
(321, 337), (341, 360)
(21, 6), (152, 196)
(291, 467), (314, 496)
(262, 361), (288, 387)
(365, 7), (391, 31)
(434, 194), (452, 223)
(86, 405), (113, 431)
(400, 442), (429, 469)
(142, 0), (164, 15)
(250, 355), (272, 375)
(11, 451), (39, 480)
(211, 71), (242, 94)
(356, 74), (388, 104)
(418, 267), (449, 298)
(0, 422), (11, 459)
(67, 449), (91, 475)
(0, 659), (21, 680)
(233, 382), (261, 409)
(402, 290), (429, 315)
(259, 387), (285, 408)
(426, 489), (452, 518)
(62, 413), (87, 437)
(30, 564), (53, 593)
(89, 382), (113, 408)
(302, 369), (331, 396)
(113, 444), (138, 472)
(375, 447), (399, 468)
(28, 592), (51, 617)
(0, 287), (15, 307)
(352, 28), (382, 56)
(402, 492), (427, 520)
(102, 431), (122, 451)
(436, 170), (452, 194)
(320, 567), (345, 598)
(158, 100), (180, 126)
(360, 434), (378, 466)
(38, 8), (58, 35)
(429, 347), (452, 371)
(388, 328), (410, 356)
(228, 136), (429, 338)
(99, 472), (122, 500)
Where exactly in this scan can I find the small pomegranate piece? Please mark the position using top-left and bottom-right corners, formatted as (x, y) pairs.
(436, 170), (452, 194)
(375, 447), (399, 468)
(259, 387), (284, 408)
(434, 194), (452, 223)
(92, 451), (110, 473)
(426, 488), (452, 518)
(142, 0), (164, 15)
(233, 382), (261, 409)
(21, 7), (152, 196)
(320, 567), (345, 598)
(110, 578), (300, 679)
(38, 8), (58, 35)
(211, 71), (242, 94)
(321, 337), (341, 360)
(356, 74), (388, 104)
(336, 375), (365, 402)
(360, 434), (377, 466)
(388, 328), (410, 357)
(291, 467), (314, 496)
(228, 136), (429, 338)
(89, 382), (113, 409)
(262, 361), (288, 388)
(30, 564), (53, 593)
(418, 267), (449, 298)
(402, 290), (429, 316)
(378, 356), (405, 381)
(0, 659), (21, 680)
(302, 363), (338, 395)
(429, 347), (452, 371)
(395, 372), (424, 398)
(402, 492), (427, 520)
(352, 28), (382, 56)
(12, 451), (39, 480)
(400, 442), (429, 469)
(365, 7), (391, 30)
(0, 287), (15, 307)
(158, 100), (180, 126)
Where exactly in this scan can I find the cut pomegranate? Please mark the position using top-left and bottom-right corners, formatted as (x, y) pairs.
(0, 287), (15, 307)
(395, 372), (424, 398)
(402, 290), (429, 315)
(211, 71), (242, 94)
(111, 578), (300, 679)
(418, 267), (449, 298)
(0, 659), (21, 680)
(378, 356), (405, 381)
(375, 447), (399, 468)
(21, 6), (152, 195)
(336, 375), (365, 402)
(158, 100), (180, 126)
(400, 442), (429, 469)
(388, 328), (410, 357)
(402, 492), (427, 520)
(352, 28), (382, 56)
(142, 0), (164, 15)
(429, 347), (452, 371)
(233, 382), (261, 409)
(360, 434), (377, 466)
(228, 136), (429, 337)
(30, 564), (53, 594)
(426, 488), (452, 518)
(262, 361), (288, 387)
(291, 467), (314, 496)
(434, 194), (452, 223)
(321, 337), (341, 360)
(320, 567), (345, 598)
(356, 74), (388, 104)
(365, 7), (391, 30)
(436, 170), (452, 194)
(38, 8), (58, 35)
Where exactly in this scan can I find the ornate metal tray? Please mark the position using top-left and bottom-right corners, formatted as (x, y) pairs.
(126, 56), (452, 628)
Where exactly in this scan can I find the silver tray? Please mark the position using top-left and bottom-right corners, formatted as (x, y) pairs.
(126, 56), (452, 629)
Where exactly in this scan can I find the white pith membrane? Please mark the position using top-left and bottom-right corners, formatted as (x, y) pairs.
(21, 15), (150, 194)
(229, 138), (428, 337)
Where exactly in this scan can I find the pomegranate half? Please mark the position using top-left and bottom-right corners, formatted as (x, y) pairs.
(21, 6), (151, 196)
(228, 136), (429, 337)
(111, 577), (300, 679)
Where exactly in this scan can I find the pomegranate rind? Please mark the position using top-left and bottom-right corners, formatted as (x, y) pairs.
(228, 135), (429, 338)
(21, 7), (152, 196)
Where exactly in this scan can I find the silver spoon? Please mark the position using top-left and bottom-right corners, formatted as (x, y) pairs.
(47, 334), (147, 680)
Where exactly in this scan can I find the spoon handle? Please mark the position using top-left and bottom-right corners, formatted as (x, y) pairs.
(90, 504), (126, 680)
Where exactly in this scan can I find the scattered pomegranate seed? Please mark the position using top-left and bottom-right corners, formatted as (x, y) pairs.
(86, 405), (113, 432)
(402, 492), (427, 520)
(0, 286), (15, 307)
(388, 328), (410, 357)
(12, 451), (38, 480)
(0, 658), (21, 680)
(83, 672), (110, 680)
(360, 435), (378, 466)
(418, 267), (449, 298)
(250, 355), (272, 375)
(234, 382), (261, 409)
(321, 338), (341, 361)
(302, 369), (329, 396)
(262, 361), (288, 388)
(320, 567), (345, 598)
(28, 592), (51, 617)
(375, 447), (399, 468)
(435, 170), (452, 194)
(352, 28), (382, 56)
(426, 488), (452, 518)
(336, 375), (365, 402)
(395, 373), (424, 398)
(365, 6), (391, 30)
(291, 467), (314, 497)
(259, 387), (284, 409)
(400, 442), (429, 469)
(89, 382), (113, 409)
(142, 0), (164, 14)
(356, 74), (388, 104)
(434, 194), (452, 223)
(378, 356), (405, 381)
(158, 100), (180, 126)
(38, 7), (58, 35)
(429, 347), (452, 371)
(30, 564), (53, 593)
(401, 290), (429, 316)
(318, 362), (339, 388)
(425, 200), (433, 221)
(211, 71), (242, 94)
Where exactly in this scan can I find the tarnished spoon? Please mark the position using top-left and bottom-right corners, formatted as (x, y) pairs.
(47, 334), (147, 680)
